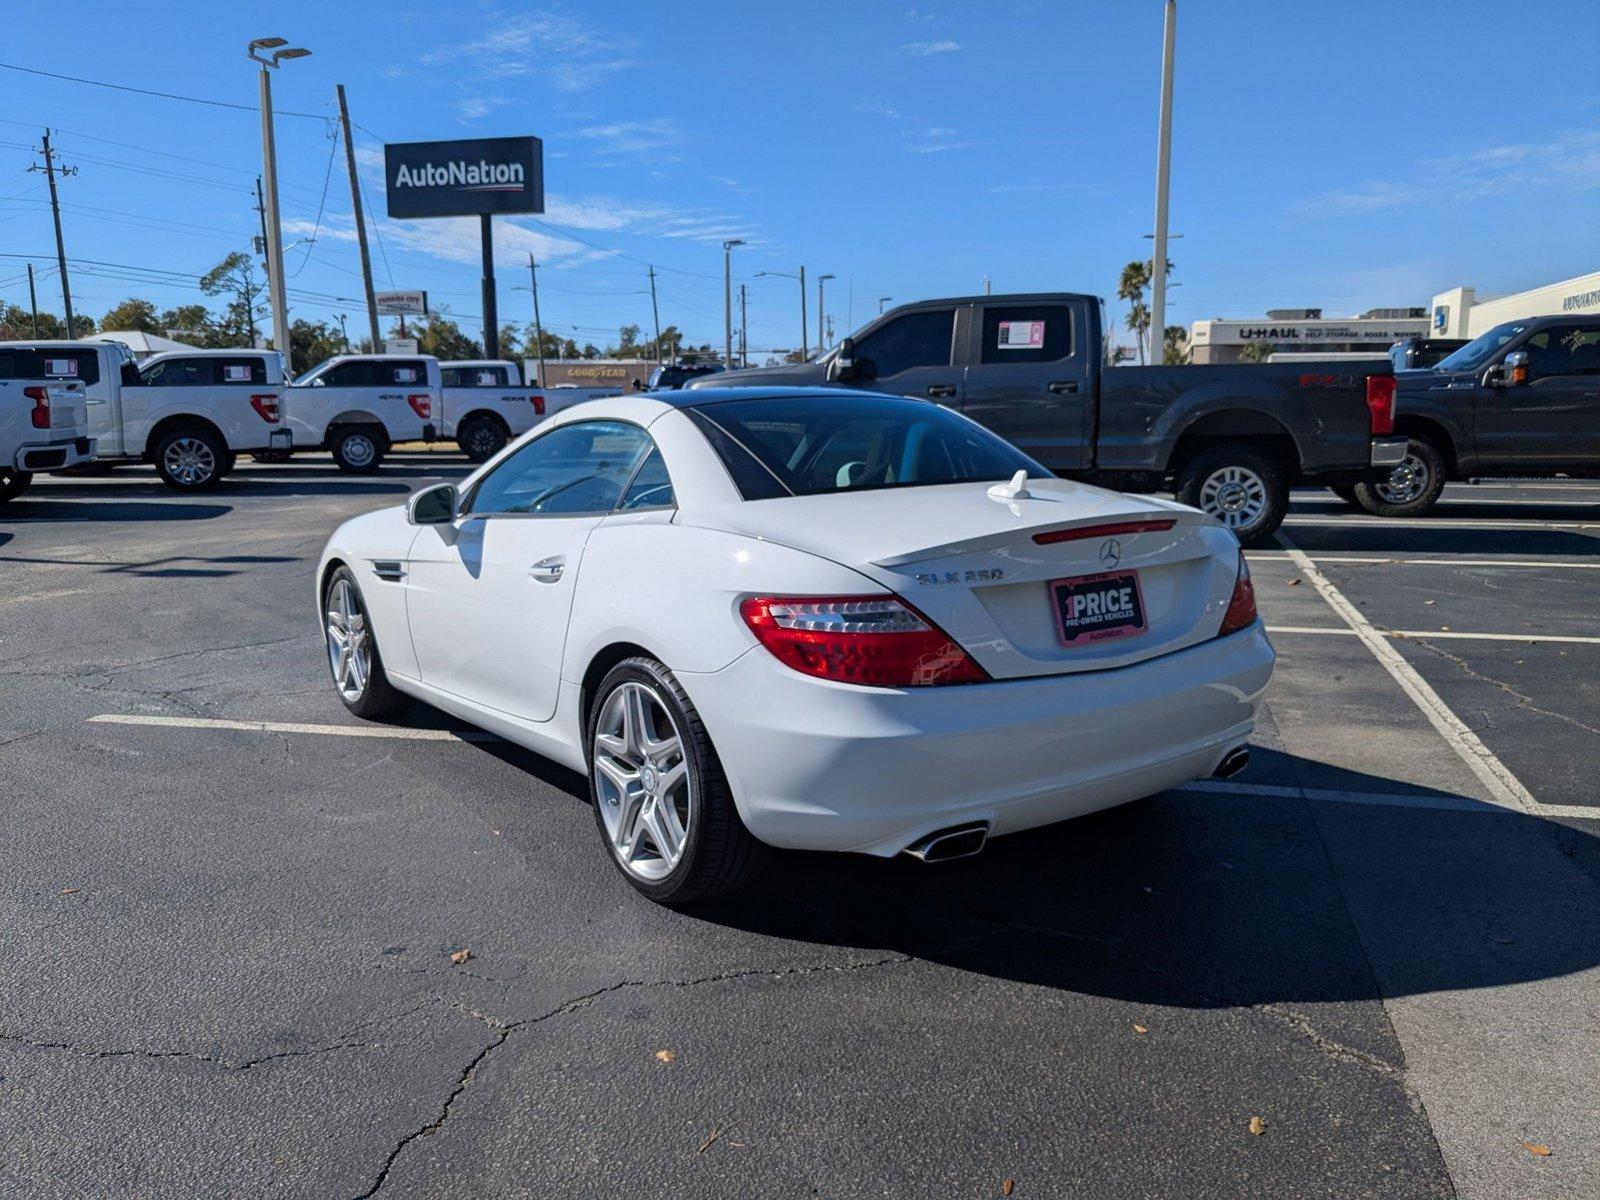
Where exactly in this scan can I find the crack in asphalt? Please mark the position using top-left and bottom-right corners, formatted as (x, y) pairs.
(0, 634), (313, 682)
(0, 1029), (370, 1072)
(1411, 637), (1600, 739)
(352, 955), (913, 1198)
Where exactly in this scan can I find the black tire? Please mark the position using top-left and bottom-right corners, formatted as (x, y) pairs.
(321, 566), (406, 720)
(1353, 437), (1447, 518)
(0, 468), (32, 502)
(457, 415), (508, 464)
(331, 426), (386, 474)
(1174, 444), (1289, 548)
(153, 425), (227, 492)
(586, 656), (768, 905)
(1329, 485), (1360, 507)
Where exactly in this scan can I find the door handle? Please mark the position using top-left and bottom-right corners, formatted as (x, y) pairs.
(1047, 380), (1079, 395)
(926, 384), (958, 399)
(529, 556), (565, 583)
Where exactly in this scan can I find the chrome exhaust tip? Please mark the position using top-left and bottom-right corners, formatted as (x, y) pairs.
(1213, 747), (1251, 780)
(903, 822), (990, 863)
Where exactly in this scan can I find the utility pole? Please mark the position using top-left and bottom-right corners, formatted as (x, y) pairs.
(982, 275), (992, 296)
(248, 38), (309, 358)
(30, 131), (77, 338)
(1149, 0), (1177, 366)
(528, 254), (546, 388)
(826, 314), (834, 348)
(738, 283), (748, 368)
(335, 312), (348, 351)
(647, 265), (662, 364)
(722, 239), (743, 369)
(816, 273), (834, 358)
(251, 177), (269, 346)
(26, 263), (39, 337)
(336, 84), (381, 354)
(798, 266), (807, 365)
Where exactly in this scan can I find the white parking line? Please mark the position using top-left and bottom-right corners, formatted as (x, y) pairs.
(1176, 779), (1600, 819)
(1249, 553), (1600, 569)
(1267, 625), (1600, 646)
(1284, 516), (1600, 531)
(87, 713), (498, 742)
(1277, 536), (1540, 815)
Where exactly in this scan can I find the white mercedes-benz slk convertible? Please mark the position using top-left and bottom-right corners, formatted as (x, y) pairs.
(317, 387), (1274, 903)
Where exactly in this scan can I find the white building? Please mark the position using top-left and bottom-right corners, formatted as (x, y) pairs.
(1430, 270), (1600, 339)
(1188, 308), (1430, 365)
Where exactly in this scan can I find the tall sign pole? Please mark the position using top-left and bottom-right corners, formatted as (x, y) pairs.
(481, 214), (499, 359)
(1149, 0), (1177, 366)
(336, 85), (381, 353)
(528, 254), (546, 388)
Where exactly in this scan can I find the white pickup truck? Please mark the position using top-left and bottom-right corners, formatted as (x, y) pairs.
(0, 350), (93, 502)
(439, 359), (545, 462)
(286, 354), (441, 473)
(0, 341), (289, 492)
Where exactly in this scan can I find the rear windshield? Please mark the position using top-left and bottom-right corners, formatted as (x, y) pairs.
(689, 394), (1046, 500)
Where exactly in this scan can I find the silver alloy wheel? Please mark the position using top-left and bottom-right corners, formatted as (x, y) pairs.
(1198, 465), (1268, 530)
(1375, 451), (1430, 505)
(163, 436), (217, 487)
(324, 578), (371, 702)
(592, 680), (693, 882)
(339, 432), (377, 469)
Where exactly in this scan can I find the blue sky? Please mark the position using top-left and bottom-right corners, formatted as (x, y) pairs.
(3, 0), (1597, 357)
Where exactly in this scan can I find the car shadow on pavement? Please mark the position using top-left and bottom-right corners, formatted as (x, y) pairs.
(1280, 524), (1600, 557)
(673, 765), (1600, 1011)
(0, 499), (232, 523)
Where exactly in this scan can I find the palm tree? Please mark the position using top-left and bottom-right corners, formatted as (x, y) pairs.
(1117, 260), (1153, 364)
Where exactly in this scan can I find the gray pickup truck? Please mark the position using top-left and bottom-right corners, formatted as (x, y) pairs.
(1341, 314), (1600, 516)
(691, 292), (1404, 545)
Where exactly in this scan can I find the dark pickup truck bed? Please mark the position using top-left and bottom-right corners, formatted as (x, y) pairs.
(692, 292), (1405, 544)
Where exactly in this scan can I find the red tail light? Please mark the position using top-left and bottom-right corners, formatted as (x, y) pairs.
(26, 385), (50, 429)
(740, 594), (989, 687)
(249, 394), (279, 422)
(1034, 518), (1176, 546)
(1218, 552), (1258, 637)
(1365, 374), (1396, 435)
(530, 394), (546, 415)
(408, 393), (431, 419)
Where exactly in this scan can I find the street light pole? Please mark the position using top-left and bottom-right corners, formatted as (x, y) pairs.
(878, 296), (892, 315)
(1149, 0), (1177, 366)
(798, 266), (807, 364)
(739, 283), (748, 368)
(248, 37), (310, 360)
(816, 274), (834, 356)
(722, 239), (743, 369)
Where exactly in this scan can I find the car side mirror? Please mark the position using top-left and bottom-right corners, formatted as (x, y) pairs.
(827, 337), (856, 383)
(1485, 350), (1528, 388)
(408, 483), (457, 525)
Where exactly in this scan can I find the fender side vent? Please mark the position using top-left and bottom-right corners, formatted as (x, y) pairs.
(371, 560), (406, 582)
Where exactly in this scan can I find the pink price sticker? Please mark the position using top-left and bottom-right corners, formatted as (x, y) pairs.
(997, 320), (1045, 350)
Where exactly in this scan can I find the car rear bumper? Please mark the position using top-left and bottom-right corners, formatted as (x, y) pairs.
(1370, 437), (1409, 468)
(14, 436), (95, 473)
(685, 623), (1275, 856)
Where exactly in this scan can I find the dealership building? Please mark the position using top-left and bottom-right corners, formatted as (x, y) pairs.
(1430, 269), (1600, 339)
(1188, 308), (1430, 364)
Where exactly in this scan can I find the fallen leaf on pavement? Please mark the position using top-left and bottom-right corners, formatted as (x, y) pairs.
(60, 888), (79, 895)
(1248, 1116), (1267, 1136)
(1522, 1142), (1552, 1157)
(1132, 1024), (1148, 1035)
(450, 948), (473, 964)
(1287, 579), (1301, 587)
(655, 1049), (677, 1063)
(1002, 1178), (1015, 1195)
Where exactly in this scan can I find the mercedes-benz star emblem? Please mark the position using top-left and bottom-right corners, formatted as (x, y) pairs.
(1099, 538), (1122, 568)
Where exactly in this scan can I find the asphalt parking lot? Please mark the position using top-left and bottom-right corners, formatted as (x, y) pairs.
(3, 460), (1598, 1199)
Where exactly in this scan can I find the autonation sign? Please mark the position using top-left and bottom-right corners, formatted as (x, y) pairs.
(384, 136), (544, 219)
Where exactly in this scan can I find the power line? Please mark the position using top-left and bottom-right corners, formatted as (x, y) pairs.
(0, 61), (331, 122)
(290, 126), (341, 278)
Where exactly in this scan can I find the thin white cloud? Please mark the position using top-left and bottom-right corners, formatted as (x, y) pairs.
(456, 96), (508, 122)
(855, 102), (903, 120)
(1291, 129), (1600, 220)
(898, 40), (961, 57)
(421, 11), (639, 92)
(571, 118), (682, 154)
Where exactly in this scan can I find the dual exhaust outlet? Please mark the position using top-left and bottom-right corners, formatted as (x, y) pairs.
(900, 748), (1251, 865)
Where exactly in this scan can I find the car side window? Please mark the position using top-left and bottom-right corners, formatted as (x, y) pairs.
(37, 349), (100, 386)
(979, 305), (1074, 364)
(1523, 325), (1600, 378)
(619, 447), (675, 510)
(320, 361), (376, 387)
(143, 358), (210, 387)
(466, 420), (653, 517)
(852, 309), (955, 378)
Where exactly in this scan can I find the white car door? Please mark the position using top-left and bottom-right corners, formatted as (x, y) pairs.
(405, 419), (658, 722)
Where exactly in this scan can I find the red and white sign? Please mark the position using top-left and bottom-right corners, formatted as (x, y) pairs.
(997, 320), (1045, 350)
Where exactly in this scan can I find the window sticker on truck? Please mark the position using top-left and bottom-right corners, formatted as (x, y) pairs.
(395, 367), (420, 383)
(997, 321), (1045, 350)
(224, 365), (253, 382)
(45, 358), (78, 376)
